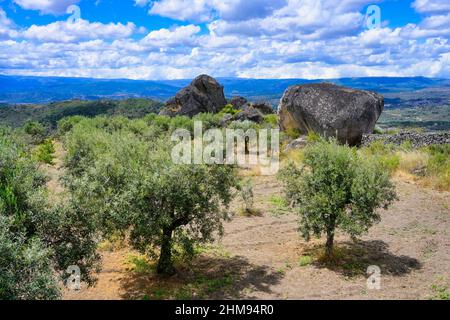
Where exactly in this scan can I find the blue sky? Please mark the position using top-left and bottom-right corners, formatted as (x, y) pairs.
(0, 0), (450, 80)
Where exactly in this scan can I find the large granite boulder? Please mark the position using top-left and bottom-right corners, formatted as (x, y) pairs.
(278, 83), (384, 146)
(160, 75), (227, 117)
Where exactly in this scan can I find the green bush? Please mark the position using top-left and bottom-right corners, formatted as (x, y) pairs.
(57, 116), (85, 136)
(192, 113), (222, 130)
(23, 121), (46, 144)
(0, 217), (60, 300)
(33, 139), (56, 165)
(145, 114), (172, 132)
(263, 114), (279, 128)
(220, 104), (241, 116)
(279, 140), (397, 259)
(170, 115), (194, 132)
(0, 132), (100, 299)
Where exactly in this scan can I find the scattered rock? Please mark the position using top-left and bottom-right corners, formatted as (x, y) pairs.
(232, 105), (265, 123)
(230, 96), (248, 110)
(253, 102), (275, 115)
(278, 83), (384, 146)
(284, 136), (308, 152)
(362, 131), (450, 148)
(160, 75), (227, 117)
(220, 113), (233, 127)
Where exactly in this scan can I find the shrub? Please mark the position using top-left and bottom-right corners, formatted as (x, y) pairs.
(0, 217), (60, 300)
(33, 139), (56, 165)
(286, 128), (302, 139)
(57, 116), (85, 136)
(145, 114), (172, 132)
(0, 132), (100, 299)
(220, 104), (241, 116)
(23, 121), (46, 144)
(192, 113), (222, 130)
(279, 140), (397, 259)
(263, 114), (279, 128)
(169, 115), (194, 132)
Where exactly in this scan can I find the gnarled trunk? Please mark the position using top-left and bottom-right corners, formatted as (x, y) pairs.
(325, 231), (335, 260)
(157, 227), (175, 275)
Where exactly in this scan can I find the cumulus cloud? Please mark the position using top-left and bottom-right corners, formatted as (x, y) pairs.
(149, 0), (213, 23)
(13, 0), (80, 15)
(21, 20), (137, 43)
(0, 8), (18, 39)
(141, 24), (201, 47)
(2, 0), (450, 80)
(412, 0), (450, 14)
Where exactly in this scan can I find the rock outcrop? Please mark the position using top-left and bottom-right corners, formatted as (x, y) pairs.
(160, 75), (227, 117)
(284, 136), (308, 152)
(253, 102), (275, 115)
(278, 83), (384, 146)
(230, 96), (248, 110)
(232, 104), (265, 123)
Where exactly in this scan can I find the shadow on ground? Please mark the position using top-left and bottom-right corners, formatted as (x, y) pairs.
(119, 255), (283, 300)
(304, 240), (422, 277)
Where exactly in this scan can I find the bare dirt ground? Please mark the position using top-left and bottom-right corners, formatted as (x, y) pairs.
(62, 172), (450, 300)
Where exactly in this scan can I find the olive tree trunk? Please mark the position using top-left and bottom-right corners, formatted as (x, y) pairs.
(325, 216), (336, 260)
(325, 231), (335, 259)
(157, 228), (175, 275)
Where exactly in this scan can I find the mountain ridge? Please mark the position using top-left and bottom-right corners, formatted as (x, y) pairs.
(2, 74), (450, 104)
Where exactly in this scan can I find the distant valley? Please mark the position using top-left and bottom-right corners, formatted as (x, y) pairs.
(1, 74), (449, 131)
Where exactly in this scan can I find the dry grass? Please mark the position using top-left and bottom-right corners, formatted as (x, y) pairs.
(397, 151), (429, 174)
(281, 142), (449, 192)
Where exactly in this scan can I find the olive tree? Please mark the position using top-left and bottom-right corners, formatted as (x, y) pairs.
(64, 119), (239, 275)
(0, 130), (100, 299)
(279, 140), (397, 259)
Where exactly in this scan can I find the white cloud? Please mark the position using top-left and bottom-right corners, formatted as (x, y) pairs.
(149, 0), (213, 23)
(2, 0), (450, 80)
(0, 8), (18, 39)
(412, 0), (450, 14)
(141, 24), (201, 47)
(22, 20), (137, 43)
(134, 0), (151, 7)
(13, 0), (80, 15)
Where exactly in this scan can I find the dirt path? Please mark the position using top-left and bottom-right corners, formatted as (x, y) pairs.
(41, 140), (66, 197)
(64, 173), (450, 300)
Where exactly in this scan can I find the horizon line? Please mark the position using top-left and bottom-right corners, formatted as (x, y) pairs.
(1, 73), (449, 82)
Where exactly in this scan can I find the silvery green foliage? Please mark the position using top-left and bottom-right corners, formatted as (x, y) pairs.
(64, 117), (239, 275)
(0, 129), (100, 299)
(279, 140), (397, 256)
(0, 216), (60, 300)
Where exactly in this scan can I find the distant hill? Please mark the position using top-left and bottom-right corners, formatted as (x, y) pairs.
(0, 98), (164, 129)
(1, 74), (450, 105)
